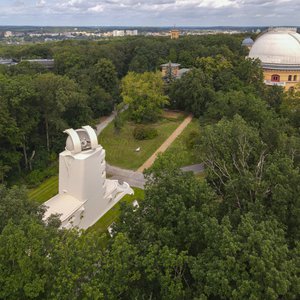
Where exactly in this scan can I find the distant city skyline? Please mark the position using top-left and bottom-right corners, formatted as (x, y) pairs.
(1, 0), (299, 27)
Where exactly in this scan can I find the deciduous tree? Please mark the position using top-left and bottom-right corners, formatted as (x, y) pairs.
(121, 71), (169, 123)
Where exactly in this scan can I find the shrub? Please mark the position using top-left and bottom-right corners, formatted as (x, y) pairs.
(26, 164), (58, 187)
(186, 130), (199, 149)
(26, 170), (44, 186)
(133, 126), (158, 140)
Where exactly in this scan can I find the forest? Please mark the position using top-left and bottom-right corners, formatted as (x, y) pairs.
(0, 34), (250, 184)
(0, 34), (299, 299)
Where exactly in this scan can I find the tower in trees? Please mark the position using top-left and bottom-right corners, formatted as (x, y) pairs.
(44, 125), (133, 229)
(170, 29), (180, 39)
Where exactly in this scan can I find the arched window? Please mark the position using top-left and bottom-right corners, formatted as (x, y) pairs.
(288, 75), (292, 81)
(294, 75), (297, 81)
(271, 74), (280, 82)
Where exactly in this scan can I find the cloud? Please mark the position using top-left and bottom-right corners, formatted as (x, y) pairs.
(13, 0), (25, 6)
(88, 4), (104, 12)
(36, 0), (46, 8)
(175, 0), (239, 9)
(0, 0), (299, 26)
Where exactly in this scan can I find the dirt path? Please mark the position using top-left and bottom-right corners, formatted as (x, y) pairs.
(137, 114), (193, 172)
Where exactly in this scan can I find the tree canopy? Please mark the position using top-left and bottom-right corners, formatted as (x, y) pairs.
(0, 33), (299, 299)
(121, 71), (169, 123)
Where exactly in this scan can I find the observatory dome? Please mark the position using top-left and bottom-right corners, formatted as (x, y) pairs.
(249, 28), (300, 66)
(242, 37), (254, 47)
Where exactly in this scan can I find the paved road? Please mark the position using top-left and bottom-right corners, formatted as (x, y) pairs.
(106, 164), (146, 189)
(137, 114), (193, 172)
(106, 163), (204, 189)
(181, 163), (204, 173)
(95, 112), (116, 135)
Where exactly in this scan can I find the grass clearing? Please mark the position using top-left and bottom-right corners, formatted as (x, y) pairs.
(89, 187), (145, 234)
(99, 113), (185, 170)
(163, 118), (201, 167)
(28, 175), (58, 204)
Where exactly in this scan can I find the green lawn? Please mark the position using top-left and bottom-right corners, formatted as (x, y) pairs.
(163, 118), (201, 167)
(28, 175), (58, 204)
(99, 114), (185, 170)
(89, 187), (144, 234)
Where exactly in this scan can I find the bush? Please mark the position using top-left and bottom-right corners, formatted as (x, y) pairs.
(133, 126), (158, 140)
(26, 164), (58, 187)
(26, 170), (45, 186)
(186, 130), (199, 150)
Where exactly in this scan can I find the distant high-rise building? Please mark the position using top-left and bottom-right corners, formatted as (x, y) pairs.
(113, 30), (125, 37)
(126, 30), (138, 36)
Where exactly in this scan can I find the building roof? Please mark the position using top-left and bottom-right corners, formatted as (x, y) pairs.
(43, 194), (85, 222)
(249, 28), (300, 66)
(0, 59), (17, 65)
(262, 63), (300, 71)
(242, 37), (254, 46)
(178, 68), (190, 77)
(161, 62), (181, 67)
(24, 59), (54, 62)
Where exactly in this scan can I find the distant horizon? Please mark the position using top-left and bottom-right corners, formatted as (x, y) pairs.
(0, 25), (298, 29)
(1, 1), (300, 28)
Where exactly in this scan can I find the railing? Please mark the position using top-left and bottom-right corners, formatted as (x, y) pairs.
(264, 80), (286, 86)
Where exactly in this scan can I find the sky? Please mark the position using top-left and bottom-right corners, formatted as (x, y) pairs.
(0, 0), (299, 27)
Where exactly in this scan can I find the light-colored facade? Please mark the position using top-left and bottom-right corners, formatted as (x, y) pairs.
(22, 59), (55, 69)
(126, 30), (138, 36)
(263, 69), (299, 90)
(44, 125), (133, 229)
(170, 29), (180, 39)
(161, 62), (180, 77)
(113, 30), (138, 37)
(161, 62), (190, 81)
(4, 31), (13, 38)
(113, 30), (125, 37)
(248, 28), (300, 91)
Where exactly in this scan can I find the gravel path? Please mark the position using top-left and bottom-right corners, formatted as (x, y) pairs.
(98, 112), (203, 190)
(137, 114), (193, 172)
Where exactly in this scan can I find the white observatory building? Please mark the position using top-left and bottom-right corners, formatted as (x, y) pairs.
(44, 125), (133, 229)
(248, 28), (300, 91)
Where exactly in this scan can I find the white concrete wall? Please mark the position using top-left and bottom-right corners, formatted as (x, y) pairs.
(59, 147), (109, 229)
